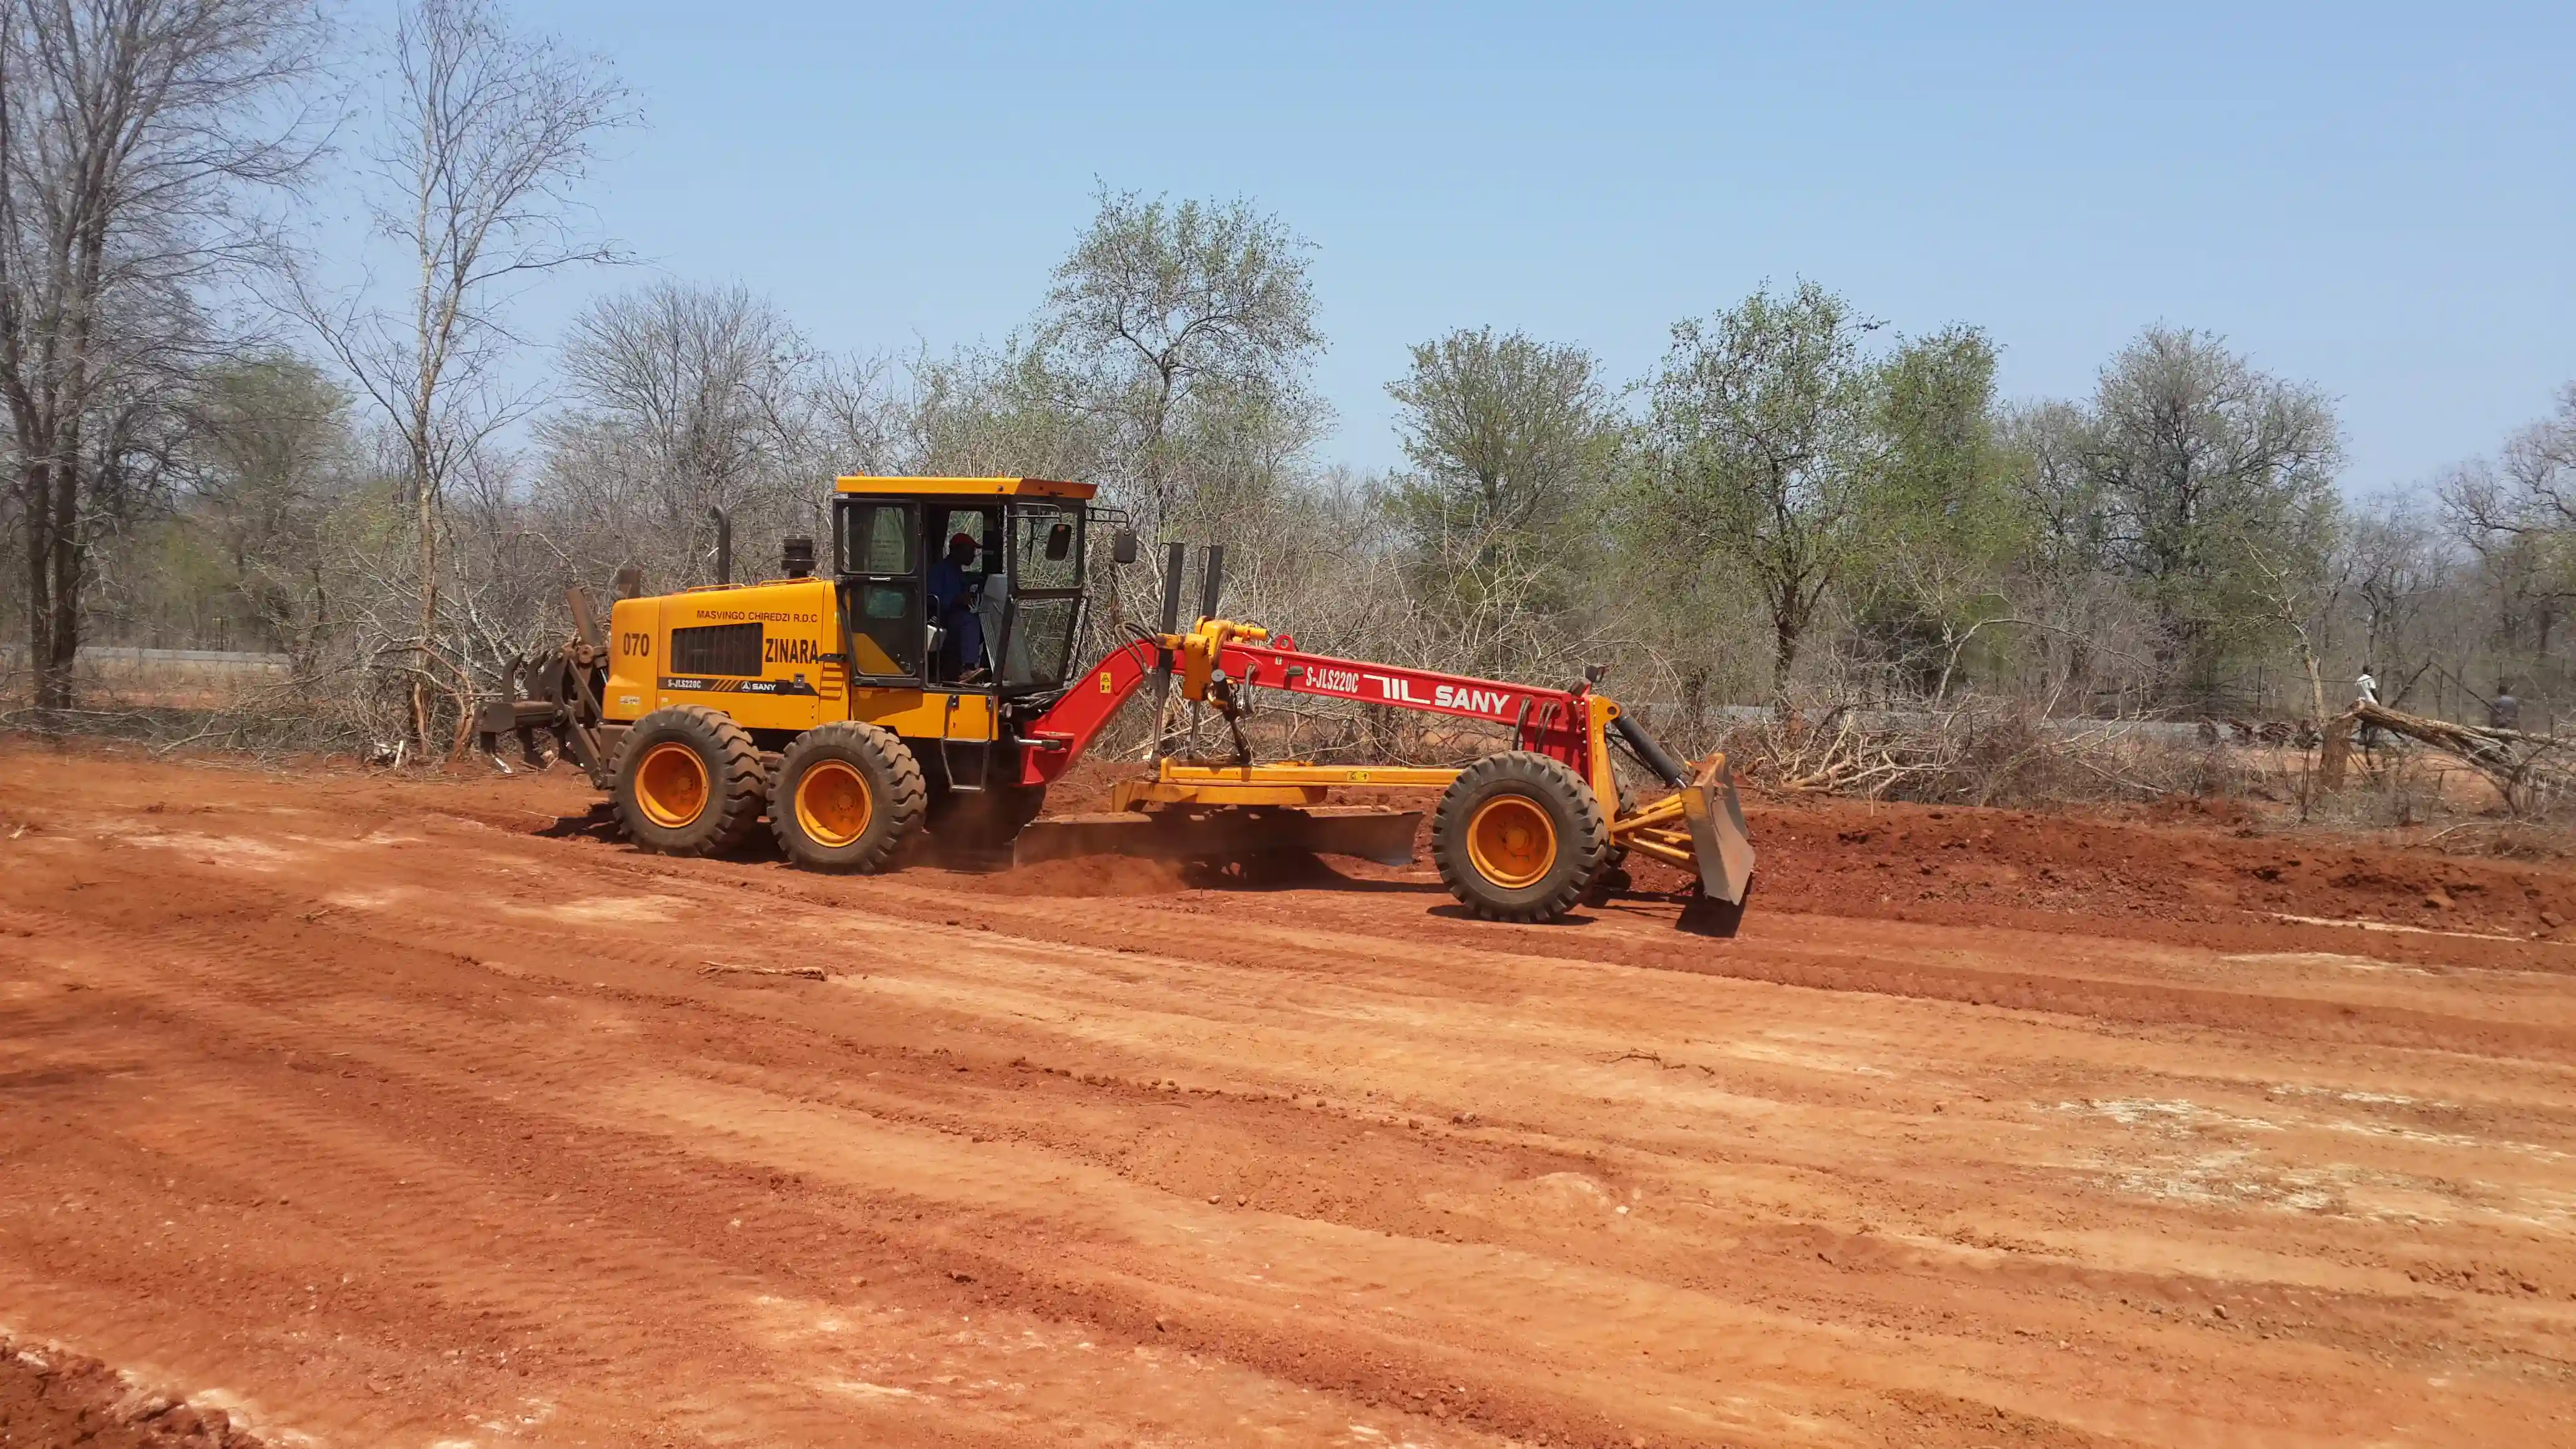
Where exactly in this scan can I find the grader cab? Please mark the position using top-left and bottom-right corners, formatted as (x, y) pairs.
(480, 475), (1755, 930)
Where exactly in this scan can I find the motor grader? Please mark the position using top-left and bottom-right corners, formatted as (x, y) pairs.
(479, 475), (1754, 928)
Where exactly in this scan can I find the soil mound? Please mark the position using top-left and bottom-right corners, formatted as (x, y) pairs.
(0, 1335), (271, 1448)
(982, 853), (1190, 897)
(1700, 795), (2576, 941)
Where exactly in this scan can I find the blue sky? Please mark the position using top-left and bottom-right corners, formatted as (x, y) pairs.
(484, 1), (2572, 490)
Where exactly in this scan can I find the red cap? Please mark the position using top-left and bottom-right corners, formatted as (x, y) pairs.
(949, 532), (977, 551)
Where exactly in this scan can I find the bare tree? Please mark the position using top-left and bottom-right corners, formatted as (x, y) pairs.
(0, 0), (328, 710)
(2438, 386), (2576, 665)
(2232, 507), (2346, 731)
(798, 352), (900, 476)
(296, 0), (632, 750)
(538, 280), (814, 582)
(2080, 326), (2343, 694)
(2342, 492), (2444, 691)
(2440, 384), (2576, 540)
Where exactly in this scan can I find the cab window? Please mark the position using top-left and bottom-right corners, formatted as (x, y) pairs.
(836, 499), (921, 679)
(841, 501), (913, 573)
(1010, 505), (1082, 592)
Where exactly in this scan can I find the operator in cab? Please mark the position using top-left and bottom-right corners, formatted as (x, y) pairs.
(927, 531), (987, 681)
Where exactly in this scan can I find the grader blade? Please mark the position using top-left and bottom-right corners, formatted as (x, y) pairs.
(1013, 806), (1420, 869)
(1680, 754), (1756, 906)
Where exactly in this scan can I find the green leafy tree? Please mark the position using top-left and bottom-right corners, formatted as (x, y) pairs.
(1037, 188), (1327, 538)
(1641, 281), (1885, 703)
(1382, 328), (1620, 672)
(184, 356), (358, 656)
(1848, 324), (2028, 691)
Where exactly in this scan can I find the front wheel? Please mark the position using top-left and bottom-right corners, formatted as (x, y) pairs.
(770, 722), (927, 872)
(1430, 751), (1608, 923)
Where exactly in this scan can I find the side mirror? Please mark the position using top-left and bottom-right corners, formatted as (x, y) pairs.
(1111, 529), (1140, 566)
(1045, 521), (1075, 562)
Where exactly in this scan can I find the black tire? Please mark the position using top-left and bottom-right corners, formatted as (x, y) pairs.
(612, 706), (767, 856)
(1581, 840), (1631, 902)
(1583, 862), (1632, 906)
(1431, 751), (1608, 923)
(769, 722), (926, 872)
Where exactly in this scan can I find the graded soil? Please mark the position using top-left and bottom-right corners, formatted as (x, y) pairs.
(5, 738), (2576, 1446)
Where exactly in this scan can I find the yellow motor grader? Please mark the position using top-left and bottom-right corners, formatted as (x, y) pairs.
(480, 476), (1754, 929)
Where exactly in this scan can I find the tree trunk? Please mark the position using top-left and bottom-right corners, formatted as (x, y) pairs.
(1770, 610), (1801, 715)
(20, 447), (86, 715)
(21, 461), (52, 708)
(39, 439), (80, 711)
(412, 444), (437, 753)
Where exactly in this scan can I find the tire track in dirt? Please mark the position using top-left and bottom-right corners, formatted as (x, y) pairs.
(4, 849), (1621, 1443)
(532, 828), (2576, 1065)
(7, 856), (1804, 1443)
(25, 882), (2514, 1433)
(11, 744), (2576, 1445)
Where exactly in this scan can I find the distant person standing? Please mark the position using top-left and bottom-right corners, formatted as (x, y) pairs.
(2356, 666), (2381, 751)
(2491, 680), (2522, 731)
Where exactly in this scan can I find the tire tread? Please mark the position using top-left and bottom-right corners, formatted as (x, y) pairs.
(769, 721), (926, 872)
(611, 705), (768, 856)
(1430, 750), (1607, 923)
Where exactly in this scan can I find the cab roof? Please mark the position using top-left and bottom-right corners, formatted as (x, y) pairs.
(833, 475), (1097, 500)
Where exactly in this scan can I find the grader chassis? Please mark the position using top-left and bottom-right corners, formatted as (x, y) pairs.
(481, 475), (1754, 929)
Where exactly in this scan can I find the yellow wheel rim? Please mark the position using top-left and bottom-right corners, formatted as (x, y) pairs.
(1466, 794), (1556, 890)
(794, 760), (874, 849)
(635, 741), (710, 829)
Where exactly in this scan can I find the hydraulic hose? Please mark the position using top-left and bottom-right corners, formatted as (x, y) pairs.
(1611, 711), (1692, 789)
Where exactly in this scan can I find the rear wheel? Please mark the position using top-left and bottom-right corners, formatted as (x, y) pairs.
(771, 722), (925, 872)
(1431, 751), (1607, 922)
(612, 706), (766, 856)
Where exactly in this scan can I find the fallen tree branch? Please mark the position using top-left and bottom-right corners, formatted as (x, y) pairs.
(2333, 700), (2576, 816)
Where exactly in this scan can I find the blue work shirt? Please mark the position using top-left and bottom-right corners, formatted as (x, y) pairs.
(927, 559), (983, 673)
(927, 559), (970, 614)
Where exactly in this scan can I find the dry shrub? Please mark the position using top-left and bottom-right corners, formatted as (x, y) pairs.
(1719, 697), (2255, 809)
(0, 673), (377, 758)
(2413, 820), (2576, 861)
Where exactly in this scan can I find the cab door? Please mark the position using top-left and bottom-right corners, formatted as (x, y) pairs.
(998, 500), (1085, 693)
(835, 497), (925, 686)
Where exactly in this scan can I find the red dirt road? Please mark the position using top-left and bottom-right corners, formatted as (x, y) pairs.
(6, 739), (2576, 1447)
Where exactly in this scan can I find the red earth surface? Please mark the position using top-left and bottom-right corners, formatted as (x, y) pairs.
(5, 736), (2576, 1446)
